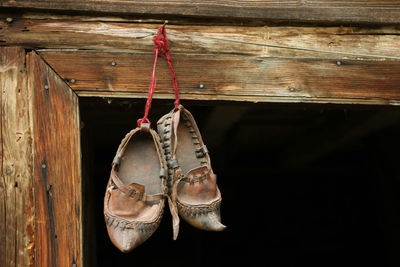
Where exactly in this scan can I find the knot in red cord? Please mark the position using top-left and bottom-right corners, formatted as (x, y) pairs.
(153, 34), (169, 56)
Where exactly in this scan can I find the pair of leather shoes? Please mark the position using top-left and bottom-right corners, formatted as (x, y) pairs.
(104, 105), (225, 252)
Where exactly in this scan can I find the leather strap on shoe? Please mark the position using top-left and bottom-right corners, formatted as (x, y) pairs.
(111, 128), (168, 196)
(168, 168), (186, 239)
(167, 194), (180, 240)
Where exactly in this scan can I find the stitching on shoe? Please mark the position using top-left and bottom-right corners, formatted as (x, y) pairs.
(176, 197), (222, 216)
(104, 205), (164, 230)
(159, 113), (176, 187)
(180, 111), (208, 166)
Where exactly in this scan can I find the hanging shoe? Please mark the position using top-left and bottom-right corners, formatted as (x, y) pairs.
(104, 125), (168, 252)
(157, 105), (226, 239)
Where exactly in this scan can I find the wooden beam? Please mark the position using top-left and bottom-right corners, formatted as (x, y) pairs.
(28, 52), (82, 267)
(39, 50), (400, 105)
(0, 47), (35, 267)
(1, 1), (400, 24)
(1, 17), (400, 60)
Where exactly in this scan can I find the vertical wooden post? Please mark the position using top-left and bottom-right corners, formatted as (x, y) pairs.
(0, 47), (35, 266)
(27, 52), (82, 266)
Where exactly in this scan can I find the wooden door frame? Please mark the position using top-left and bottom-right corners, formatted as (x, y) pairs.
(28, 51), (82, 267)
(1, 32), (400, 265)
(1, 47), (82, 267)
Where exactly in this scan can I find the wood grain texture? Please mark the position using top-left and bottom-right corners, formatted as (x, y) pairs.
(1, 0), (400, 24)
(0, 47), (35, 267)
(1, 17), (400, 60)
(28, 52), (81, 267)
(40, 51), (400, 105)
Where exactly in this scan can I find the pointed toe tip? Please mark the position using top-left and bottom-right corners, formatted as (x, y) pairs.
(201, 210), (226, 232)
(205, 218), (226, 232)
(119, 246), (135, 253)
(180, 209), (227, 232)
(215, 221), (227, 231)
(110, 238), (137, 253)
(107, 225), (144, 253)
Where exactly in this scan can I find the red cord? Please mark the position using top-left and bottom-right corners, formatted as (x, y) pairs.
(158, 26), (180, 109)
(137, 49), (159, 127)
(137, 25), (180, 127)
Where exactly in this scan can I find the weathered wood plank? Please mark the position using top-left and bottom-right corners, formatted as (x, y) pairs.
(1, 18), (400, 60)
(27, 52), (81, 267)
(1, 0), (400, 24)
(0, 47), (35, 267)
(40, 51), (400, 105)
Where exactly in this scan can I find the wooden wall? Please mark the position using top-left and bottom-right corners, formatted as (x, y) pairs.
(1, 1), (400, 266)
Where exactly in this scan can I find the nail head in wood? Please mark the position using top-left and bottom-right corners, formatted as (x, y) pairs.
(6, 166), (12, 175)
(70, 78), (76, 83)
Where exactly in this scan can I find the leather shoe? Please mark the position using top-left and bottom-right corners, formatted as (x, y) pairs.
(157, 105), (226, 239)
(104, 126), (168, 252)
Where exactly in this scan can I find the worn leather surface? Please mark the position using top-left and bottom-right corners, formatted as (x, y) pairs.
(108, 182), (160, 221)
(157, 105), (226, 238)
(104, 127), (167, 252)
(177, 166), (219, 205)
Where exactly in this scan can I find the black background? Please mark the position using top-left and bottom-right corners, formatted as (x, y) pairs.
(80, 98), (400, 267)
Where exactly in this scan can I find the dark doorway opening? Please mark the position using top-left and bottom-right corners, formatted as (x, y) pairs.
(80, 98), (400, 267)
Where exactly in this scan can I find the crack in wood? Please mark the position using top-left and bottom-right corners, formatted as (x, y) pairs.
(0, 47), (35, 267)
(201, 36), (400, 60)
(0, 47), (6, 267)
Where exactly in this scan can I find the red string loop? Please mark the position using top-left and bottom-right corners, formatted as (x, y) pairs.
(157, 26), (180, 109)
(137, 24), (181, 128)
(136, 117), (150, 127)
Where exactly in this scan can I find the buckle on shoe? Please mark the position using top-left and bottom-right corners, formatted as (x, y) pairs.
(160, 168), (167, 179)
(195, 145), (209, 158)
(112, 156), (121, 171)
(167, 158), (179, 169)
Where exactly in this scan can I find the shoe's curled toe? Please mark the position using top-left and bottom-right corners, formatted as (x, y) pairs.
(175, 166), (226, 232)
